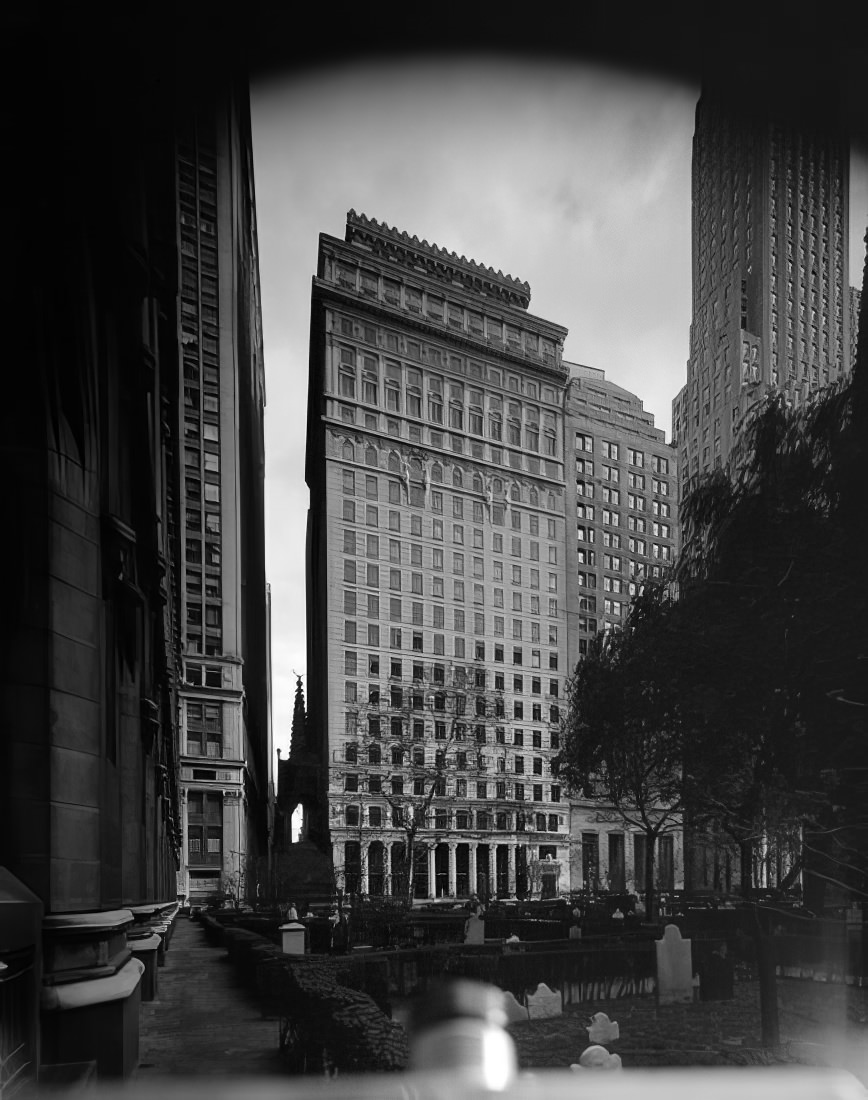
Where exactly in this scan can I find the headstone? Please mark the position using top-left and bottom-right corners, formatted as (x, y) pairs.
(464, 914), (485, 945)
(526, 983), (562, 1019)
(587, 1012), (619, 1045)
(655, 923), (694, 1005)
(279, 921), (306, 955)
(571, 1045), (622, 1071)
(502, 990), (529, 1024)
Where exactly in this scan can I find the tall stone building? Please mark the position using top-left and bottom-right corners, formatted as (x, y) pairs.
(672, 66), (856, 494)
(174, 78), (271, 907)
(306, 212), (572, 900)
(563, 364), (683, 897)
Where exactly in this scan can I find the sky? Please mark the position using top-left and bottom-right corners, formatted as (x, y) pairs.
(250, 55), (868, 761)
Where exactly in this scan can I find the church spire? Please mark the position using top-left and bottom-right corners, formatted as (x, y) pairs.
(290, 675), (307, 758)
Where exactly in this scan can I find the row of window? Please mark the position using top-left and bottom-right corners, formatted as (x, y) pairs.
(342, 800), (562, 830)
(331, 279), (558, 370)
(341, 463), (562, 520)
(344, 665), (560, 698)
(345, 585), (560, 619)
(344, 657), (559, 686)
(574, 435), (670, 474)
(342, 619), (560, 654)
(343, 726), (559, 763)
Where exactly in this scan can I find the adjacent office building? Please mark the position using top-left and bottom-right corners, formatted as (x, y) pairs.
(306, 212), (573, 900)
(564, 365), (683, 896)
(174, 80), (271, 907)
(672, 69), (857, 493)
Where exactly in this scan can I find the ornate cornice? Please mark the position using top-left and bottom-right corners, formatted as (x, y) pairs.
(346, 210), (532, 310)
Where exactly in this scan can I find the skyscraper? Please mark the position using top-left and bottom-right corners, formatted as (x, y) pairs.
(306, 212), (573, 900)
(564, 364), (682, 895)
(673, 68), (855, 494)
(174, 78), (271, 907)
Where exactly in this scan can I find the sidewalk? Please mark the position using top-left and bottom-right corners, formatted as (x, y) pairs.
(137, 916), (286, 1076)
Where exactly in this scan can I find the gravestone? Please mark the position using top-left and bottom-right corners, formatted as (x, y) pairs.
(572, 1045), (622, 1071)
(655, 923), (694, 1005)
(526, 983), (562, 1019)
(464, 914), (485, 945)
(502, 990), (529, 1023)
(587, 1012), (619, 1045)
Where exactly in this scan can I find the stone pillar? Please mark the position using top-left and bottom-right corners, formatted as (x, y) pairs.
(428, 846), (437, 899)
(469, 843), (478, 896)
(508, 844), (517, 896)
(448, 842), (457, 897)
(384, 842), (392, 896)
(672, 828), (685, 891)
(360, 841), (369, 897)
(332, 842), (343, 891)
(222, 791), (243, 898)
(625, 832), (636, 895)
(488, 843), (498, 897)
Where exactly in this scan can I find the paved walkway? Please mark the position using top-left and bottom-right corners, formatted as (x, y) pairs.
(137, 916), (285, 1076)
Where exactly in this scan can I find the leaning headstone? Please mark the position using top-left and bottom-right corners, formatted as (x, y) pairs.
(587, 1012), (619, 1045)
(464, 914), (485, 945)
(526, 983), (562, 1019)
(502, 990), (529, 1023)
(655, 923), (694, 1005)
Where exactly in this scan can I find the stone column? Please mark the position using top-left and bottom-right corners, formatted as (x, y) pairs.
(360, 841), (369, 897)
(469, 843), (478, 896)
(428, 846), (437, 899)
(222, 791), (243, 897)
(508, 844), (517, 896)
(448, 842), (457, 897)
(672, 828), (685, 891)
(488, 843), (498, 897)
(333, 842), (344, 891)
(384, 842), (392, 896)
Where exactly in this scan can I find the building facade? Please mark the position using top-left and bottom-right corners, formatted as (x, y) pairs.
(563, 364), (683, 897)
(672, 71), (855, 494)
(174, 80), (271, 907)
(306, 212), (573, 900)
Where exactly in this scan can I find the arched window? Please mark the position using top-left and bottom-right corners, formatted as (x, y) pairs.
(366, 446), (378, 467)
(368, 743), (381, 765)
(345, 743), (358, 763)
(388, 452), (401, 473)
(431, 463), (443, 483)
(343, 442), (355, 462)
(529, 486), (539, 506)
(391, 745), (403, 766)
(452, 467), (463, 487)
(510, 483), (521, 502)
(472, 472), (483, 493)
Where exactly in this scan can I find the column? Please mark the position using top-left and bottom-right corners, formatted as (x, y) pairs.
(360, 841), (369, 897)
(508, 844), (517, 896)
(384, 842), (392, 896)
(448, 842), (457, 898)
(488, 843), (498, 898)
(672, 828), (685, 891)
(428, 846), (437, 899)
(624, 832), (635, 895)
(469, 843), (478, 896)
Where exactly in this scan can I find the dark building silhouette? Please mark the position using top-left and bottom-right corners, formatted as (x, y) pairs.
(0, 20), (270, 1081)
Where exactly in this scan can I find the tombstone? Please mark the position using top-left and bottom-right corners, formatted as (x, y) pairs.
(587, 1012), (619, 1045)
(502, 990), (529, 1024)
(464, 914), (485, 945)
(571, 1045), (622, 1071)
(526, 983), (562, 1019)
(279, 922), (306, 955)
(655, 923), (694, 1005)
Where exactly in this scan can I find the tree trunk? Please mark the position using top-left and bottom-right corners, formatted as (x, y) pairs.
(753, 927), (780, 1047)
(644, 832), (657, 921)
(739, 838), (754, 899)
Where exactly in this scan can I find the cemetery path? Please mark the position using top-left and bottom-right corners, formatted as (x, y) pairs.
(137, 916), (286, 1077)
